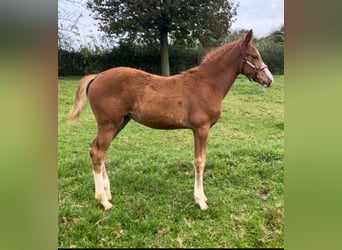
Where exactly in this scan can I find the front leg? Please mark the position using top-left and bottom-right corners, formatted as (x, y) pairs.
(194, 157), (208, 210)
(193, 125), (210, 210)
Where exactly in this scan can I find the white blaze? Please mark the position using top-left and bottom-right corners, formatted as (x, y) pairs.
(265, 67), (273, 82)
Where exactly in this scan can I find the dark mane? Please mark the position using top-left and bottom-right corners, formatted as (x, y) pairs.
(200, 40), (239, 65)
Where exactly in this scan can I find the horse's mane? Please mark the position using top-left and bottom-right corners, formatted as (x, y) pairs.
(179, 39), (240, 76)
(200, 40), (239, 65)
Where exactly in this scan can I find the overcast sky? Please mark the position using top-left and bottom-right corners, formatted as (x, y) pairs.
(230, 0), (284, 38)
(59, 0), (284, 47)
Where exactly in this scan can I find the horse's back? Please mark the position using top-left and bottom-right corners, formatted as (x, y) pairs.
(89, 66), (192, 98)
(87, 67), (197, 129)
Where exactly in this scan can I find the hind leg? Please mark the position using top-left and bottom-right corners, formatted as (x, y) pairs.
(90, 116), (131, 210)
(90, 124), (115, 210)
(102, 115), (131, 201)
(102, 165), (112, 201)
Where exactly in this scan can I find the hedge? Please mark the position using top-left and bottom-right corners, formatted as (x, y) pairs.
(58, 43), (283, 76)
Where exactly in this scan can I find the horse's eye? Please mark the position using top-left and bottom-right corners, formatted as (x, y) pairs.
(252, 55), (259, 60)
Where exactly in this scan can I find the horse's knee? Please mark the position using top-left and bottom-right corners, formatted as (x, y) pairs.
(194, 158), (204, 166)
(194, 158), (205, 171)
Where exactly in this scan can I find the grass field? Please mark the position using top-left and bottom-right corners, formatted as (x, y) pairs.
(58, 75), (284, 248)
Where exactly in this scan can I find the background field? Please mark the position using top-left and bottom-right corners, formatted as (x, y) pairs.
(58, 75), (284, 248)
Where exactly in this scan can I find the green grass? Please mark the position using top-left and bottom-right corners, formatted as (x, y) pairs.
(58, 75), (284, 248)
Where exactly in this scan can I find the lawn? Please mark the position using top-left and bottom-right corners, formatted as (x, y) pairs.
(58, 75), (284, 248)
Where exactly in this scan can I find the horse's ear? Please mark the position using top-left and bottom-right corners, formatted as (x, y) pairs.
(244, 29), (253, 45)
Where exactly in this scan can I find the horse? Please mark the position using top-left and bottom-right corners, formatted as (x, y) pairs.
(68, 29), (273, 211)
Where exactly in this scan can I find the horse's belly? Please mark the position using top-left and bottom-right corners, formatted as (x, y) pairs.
(130, 100), (189, 129)
(131, 111), (188, 129)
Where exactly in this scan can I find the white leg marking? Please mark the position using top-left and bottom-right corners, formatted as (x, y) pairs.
(194, 159), (208, 210)
(103, 167), (112, 200)
(93, 169), (105, 200)
(93, 166), (113, 210)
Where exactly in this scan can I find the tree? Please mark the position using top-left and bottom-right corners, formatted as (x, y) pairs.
(87, 0), (237, 76)
(58, 0), (84, 50)
(225, 29), (250, 43)
(254, 25), (284, 74)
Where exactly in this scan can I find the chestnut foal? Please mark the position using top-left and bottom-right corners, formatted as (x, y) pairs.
(68, 30), (273, 210)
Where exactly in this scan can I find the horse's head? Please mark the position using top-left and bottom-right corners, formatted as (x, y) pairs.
(239, 30), (273, 88)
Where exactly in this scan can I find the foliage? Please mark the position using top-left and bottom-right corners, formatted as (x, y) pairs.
(58, 27), (284, 76)
(225, 29), (251, 43)
(87, 0), (237, 75)
(87, 0), (237, 47)
(58, 44), (204, 76)
(254, 26), (284, 75)
(58, 75), (284, 248)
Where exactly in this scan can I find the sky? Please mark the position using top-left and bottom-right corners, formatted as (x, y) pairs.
(59, 0), (284, 48)
(230, 0), (284, 38)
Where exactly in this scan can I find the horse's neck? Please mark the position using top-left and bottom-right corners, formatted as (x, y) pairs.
(199, 54), (240, 99)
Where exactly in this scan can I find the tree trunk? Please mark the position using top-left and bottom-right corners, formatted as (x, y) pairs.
(160, 31), (170, 76)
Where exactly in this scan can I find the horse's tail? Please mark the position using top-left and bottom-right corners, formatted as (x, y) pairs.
(68, 74), (97, 123)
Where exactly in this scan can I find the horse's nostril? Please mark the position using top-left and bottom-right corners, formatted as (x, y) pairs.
(262, 80), (272, 88)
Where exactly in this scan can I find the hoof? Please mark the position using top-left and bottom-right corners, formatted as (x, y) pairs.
(196, 200), (208, 210)
(200, 203), (208, 210)
(103, 201), (113, 210)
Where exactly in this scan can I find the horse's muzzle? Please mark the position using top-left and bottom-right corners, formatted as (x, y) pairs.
(262, 79), (272, 88)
